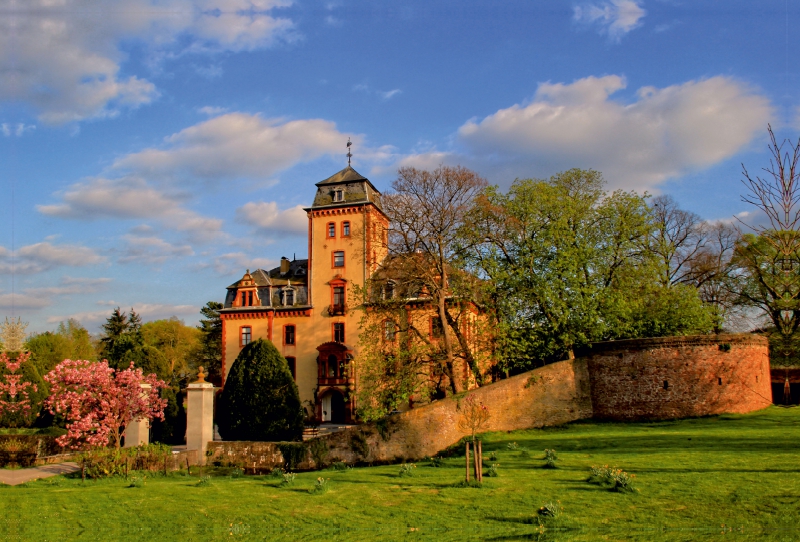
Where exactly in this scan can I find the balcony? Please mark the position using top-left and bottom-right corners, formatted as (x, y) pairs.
(327, 304), (346, 316)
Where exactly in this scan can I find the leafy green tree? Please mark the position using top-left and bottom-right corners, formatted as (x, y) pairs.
(100, 307), (130, 360)
(216, 339), (303, 442)
(194, 301), (223, 386)
(26, 319), (97, 375)
(141, 318), (201, 383)
(465, 169), (713, 372)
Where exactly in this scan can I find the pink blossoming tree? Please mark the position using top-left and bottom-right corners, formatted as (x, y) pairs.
(45, 359), (167, 450)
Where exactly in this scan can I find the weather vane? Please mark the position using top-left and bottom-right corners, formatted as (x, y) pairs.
(346, 138), (352, 166)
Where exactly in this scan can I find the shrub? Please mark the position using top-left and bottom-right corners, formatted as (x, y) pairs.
(543, 448), (558, 468)
(485, 463), (499, 477)
(196, 475), (211, 487)
(278, 442), (308, 471)
(488, 451), (498, 462)
(587, 465), (637, 492)
(349, 431), (370, 459)
(331, 461), (348, 471)
(230, 468), (243, 478)
(428, 456), (442, 468)
(79, 443), (172, 479)
(309, 477), (329, 494)
(216, 340), (304, 442)
(453, 479), (482, 488)
(128, 474), (146, 488)
(506, 442), (518, 451)
(537, 501), (563, 518)
(309, 438), (330, 467)
(398, 463), (416, 477)
(281, 472), (296, 486)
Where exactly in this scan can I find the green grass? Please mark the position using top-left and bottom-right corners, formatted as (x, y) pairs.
(2, 406), (800, 541)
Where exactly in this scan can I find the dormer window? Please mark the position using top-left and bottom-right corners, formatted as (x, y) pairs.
(283, 288), (296, 306)
(333, 189), (344, 202)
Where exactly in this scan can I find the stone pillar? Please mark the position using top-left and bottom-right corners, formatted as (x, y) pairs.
(124, 383), (151, 448)
(186, 367), (215, 464)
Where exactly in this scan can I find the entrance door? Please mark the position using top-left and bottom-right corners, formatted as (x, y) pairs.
(321, 394), (332, 422)
(330, 391), (346, 423)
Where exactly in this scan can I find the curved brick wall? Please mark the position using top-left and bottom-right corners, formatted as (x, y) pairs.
(582, 334), (772, 421)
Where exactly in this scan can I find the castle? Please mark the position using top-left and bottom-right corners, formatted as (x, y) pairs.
(219, 165), (391, 423)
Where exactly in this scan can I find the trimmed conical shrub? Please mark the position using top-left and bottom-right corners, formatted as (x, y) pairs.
(216, 339), (304, 441)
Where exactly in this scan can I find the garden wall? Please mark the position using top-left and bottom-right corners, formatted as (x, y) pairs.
(581, 334), (772, 421)
(206, 333), (772, 469)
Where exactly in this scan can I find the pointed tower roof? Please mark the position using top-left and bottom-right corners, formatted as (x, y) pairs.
(315, 166), (368, 186)
(307, 166), (383, 211)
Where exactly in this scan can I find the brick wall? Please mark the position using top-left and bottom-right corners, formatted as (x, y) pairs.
(582, 334), (772, 421)
(204, 333), (772, 469)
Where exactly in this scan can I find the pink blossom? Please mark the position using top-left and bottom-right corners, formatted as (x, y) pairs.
(45, 360), (167, 450)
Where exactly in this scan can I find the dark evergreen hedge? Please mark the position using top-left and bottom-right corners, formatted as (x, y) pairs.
(216, 339), (304, 442)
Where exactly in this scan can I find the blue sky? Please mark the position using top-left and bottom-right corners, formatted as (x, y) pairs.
(1, 0), (798, 333)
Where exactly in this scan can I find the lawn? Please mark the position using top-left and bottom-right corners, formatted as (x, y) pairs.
(2, 406), (800, 541)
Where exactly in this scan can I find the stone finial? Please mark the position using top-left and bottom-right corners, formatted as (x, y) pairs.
(196, 366), (207, 383)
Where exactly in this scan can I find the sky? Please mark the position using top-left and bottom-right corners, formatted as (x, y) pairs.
(1, 0), (799, 333)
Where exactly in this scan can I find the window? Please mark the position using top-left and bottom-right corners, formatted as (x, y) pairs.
(431, 316), (444, 339)
(284, 325), (295, 345)
(241, 326), (252, 346)
(333, 286), (345, 308)
(342, 221), (350, 237)
(333, 322), (345, 343)
(327, 354), (338, 378)
(333, 251), (344, 267)
(383, 282), (394, 300)
(384, 320), (396, 342)
(327, 222), (336, 238)
(283, 288), (295, 306)
(333, 189), (344, 202)
(286, 356), (296, 380)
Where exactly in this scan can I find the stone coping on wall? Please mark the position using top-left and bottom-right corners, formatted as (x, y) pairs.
(577, 333), (766, 355)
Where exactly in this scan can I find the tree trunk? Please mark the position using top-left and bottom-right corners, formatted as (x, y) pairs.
(438, 288), (462, 394)
(473, 439), (480, 481)
(443, 306), (484, 386)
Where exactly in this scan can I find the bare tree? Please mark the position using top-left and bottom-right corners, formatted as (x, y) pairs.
(381, 166), (488, 393)
(649, 194), (709, 287)
(737, 126), (800, 348)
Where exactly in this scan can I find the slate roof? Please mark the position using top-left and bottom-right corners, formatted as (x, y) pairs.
(308, 166), (383, 211)
(226, 259), (309, 289)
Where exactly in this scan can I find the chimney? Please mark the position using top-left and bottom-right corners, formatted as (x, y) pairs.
(280, 257), (290, 274)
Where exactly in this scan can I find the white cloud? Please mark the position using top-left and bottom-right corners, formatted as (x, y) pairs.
(197, 105), (229, 116)
(197, 252), (277, 276)
(37, 176), (223, 235)
(0, 242), (106, 274)
(432, 75), (773, 191)
(236, 201), (307, 235)
(0, 276), (110, 310)
(47, 303), (199, 325)
(118, 235), (195, 265)
(1, 0), (295, 124)
(112, 113), (355, 185)
(573, 0), (646, 41)
(1, 123), (36, 137)
(381, 89), (402, 100)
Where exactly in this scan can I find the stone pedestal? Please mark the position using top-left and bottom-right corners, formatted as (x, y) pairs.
(123, 383), (151, 448)
(186, 370), (215, 465)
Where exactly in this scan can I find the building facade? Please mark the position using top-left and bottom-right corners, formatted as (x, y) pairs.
(219, 166), (389, 423)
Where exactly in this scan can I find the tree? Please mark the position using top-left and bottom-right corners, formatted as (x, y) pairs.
(381, 166), (489, 393)
(194, 302), (223, 386)
(44, 360), (167, 449)
(0, 318), (46, 428)
(100, 307), (129, 358)
(736, 126), (800, 362)
(216, 339), (303, 442)
(141, 318), (201, 383)
(466, 170), (649, 369)
(26, 319), (97, 375)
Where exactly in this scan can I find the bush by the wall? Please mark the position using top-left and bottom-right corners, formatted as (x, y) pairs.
(216, 339), (304, 442)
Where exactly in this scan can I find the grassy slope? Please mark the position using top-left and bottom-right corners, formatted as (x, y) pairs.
(2, 406), (800, 541)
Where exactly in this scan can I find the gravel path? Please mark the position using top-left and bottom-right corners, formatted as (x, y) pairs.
(0, 462), (80, 486)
